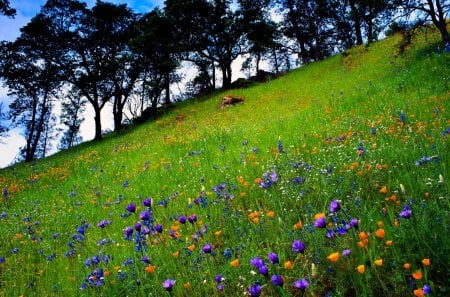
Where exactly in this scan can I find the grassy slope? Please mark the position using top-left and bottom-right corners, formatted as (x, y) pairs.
(0, 29), (449, 296)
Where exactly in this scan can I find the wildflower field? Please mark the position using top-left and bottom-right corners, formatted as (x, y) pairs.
(0, 29), (449, 297)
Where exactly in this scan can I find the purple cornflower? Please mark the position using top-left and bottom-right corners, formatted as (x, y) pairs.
(135, 221), (142, 232)
(342, 249), (351, 256)
(250, 257), (265, 268)
(188, 214), (197, 223)
(162, 279), (176, 292)
(292, 240), (306, 253)
(143, 197), (152, 207)
(155, 224), (163, 233)
(141, 256), (150, 264)
(349, 218), (359, 229)
(399, 205), (412, 218)
(178, 215), (187, 224)
(214, 274), (223, 283)
(293, 278), (309, 291)
(139, 210), (151, 221)
(271, 274), (283, 286)
(268, 252), (279, 264)
(329, 200), (340, 213)
(258, 265), (269, 276)
(202, 243), (213, 253)
(123, 226), (133, 240)
(314, 217), (327, 228)
(126, 203), (136, 213)
(248, 283), (262, 296)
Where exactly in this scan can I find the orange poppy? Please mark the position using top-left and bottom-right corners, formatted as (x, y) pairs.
(357, 265), (365, 274)
(413, 288), (424, 297)
(379, 186), (388, 194)
(422, 258), (430, 266)
(145, 265), (156, 273)
(412, 270), (423, 280)
(375, 228), (385, 239)
(230, 259), (240, 267)
(293, 221), (303, 229)
(284, 261), (293, 269)
(403, 263), (411, 270)
(327, 252), (339, 263)
(374, 259), (383, 266)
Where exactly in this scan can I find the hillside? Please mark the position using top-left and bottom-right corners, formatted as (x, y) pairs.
(0, 29), (449, 297)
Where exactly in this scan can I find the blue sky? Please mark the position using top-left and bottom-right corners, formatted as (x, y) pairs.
(0, 0), (164, 168)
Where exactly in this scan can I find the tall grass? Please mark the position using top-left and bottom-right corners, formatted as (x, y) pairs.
(0, 30), (449, 296)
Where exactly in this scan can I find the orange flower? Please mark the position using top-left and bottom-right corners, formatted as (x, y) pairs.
(327, 252), (339, 263)
(413, 288), (424, 297)
(266, 211), (275, 219)
(403, 263), (411, 270)
(188, 244), (195, 252)
(145, 265), (156, 273)
(412, 270), (423, 280)
(359, 231), (368, 241)
(184, 282), (191, 289)
(172, 251), (180, 257)
(422, 258), (430, 266)
(385, 240), (393, 246)
(375, 228), (385, 239)
(284, 261), (293, 269)
(254, 177), (263, 185)
(314, 213), (326, 220)
(230, 259), (240, 267)
(379, 186), (388, 194)
(424, 192), (430, 199)
(377, 221), (384, 228)
(374, 259), (383, 266)
(252, 217), (260, 224)
(357, 264), (365, 274)
(293, 220), (303, 229)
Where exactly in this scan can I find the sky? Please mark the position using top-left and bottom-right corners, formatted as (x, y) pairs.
(0, 0), (164, 168)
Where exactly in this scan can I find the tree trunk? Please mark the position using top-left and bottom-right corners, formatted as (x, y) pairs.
(93, 106), (102, 141)
(350, 0), (363, 45)
(164, 72), (171, 107)
(211, 59), (216, 90)
(428, 0), (450, 43)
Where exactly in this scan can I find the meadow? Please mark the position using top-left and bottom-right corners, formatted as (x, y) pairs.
(0, 28), (449, 297)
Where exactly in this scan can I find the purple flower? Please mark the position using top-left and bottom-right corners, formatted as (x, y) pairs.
(143, 198), (152, 207)
(178, 215), (187, 224)
(349, 218), (359, 229)
(326, 229), (335, 239)
(202, 243), (213, 253)
(329, 200), (340, 213)
(342, 249), (351, 256)
(140, 210), (151, 221)
(293, 278), (309, 291)
(188, 214), (197, 223)
(214, 274), (223, 283)
(217, 284), (224, 292)
(250, 257), (265, 268)
(292, 240), (306, 253)
(141, 256), (150, 264)
(271, 274), (283, 286)
(423, 284), (431, 294)
(268, 252), (279, 264)
(258, 265), (269, 276)
(155, 224), (163, 233)
(162, 279), (176, 292)
(314, 217), (327, 228)
(97, 220), (111, 228)
(248, 284), (262, 296)
(124, 226), (133, 240)
(126, 203), (136, 213)
(135, 222), (142, 232)
(0, 257), (4, 263)
(399, 205), (412, 218)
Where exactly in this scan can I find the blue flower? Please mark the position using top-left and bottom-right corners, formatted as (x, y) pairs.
(250, 257), (265, 268)
(162, 279), (176, 292)
(399, 205), (412, 219)
(248, 283), (262, 296)
(293, 278), (309, 291)
(329, 200), (340, 213)
(268, 252), (279, 264)
(292, 240), (306, 253)
(271, 274), (283, 286)
(126, 203), (136, 213)
(202, 243), (213, 253)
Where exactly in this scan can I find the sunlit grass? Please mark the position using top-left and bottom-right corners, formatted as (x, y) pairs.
(0, 30), (449, 296)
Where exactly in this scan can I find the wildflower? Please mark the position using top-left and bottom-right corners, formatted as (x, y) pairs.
(123, 227), (133, 240)
(342, 249), (351, 256)
(268, 252), (279, 264)
(145, 265), (156, 273)
(292, 240), (306, 253)
(143, 198), (152, 207)
(414, 288), (424, 297)
(178, 215), (187, 224)
(139, 211), (151, 221)
(188, 215), (197, 223)
(329, 200), (341, 213)
(126, 203), (136, 213)
(399, 205), (412, 218)
(423, 284), (431, 294)
(374, 259), (383, 266)
(294, 221), (303, 229)
(258, 265), (269, 276)
(250, 257), (265, 268)
(422, 258), (430, 266)
(202, 243), (213, 254)
(284, 261), (293, 269)
(357, 142), (365, 157)
(155, 224), (163, 233)
(248, 283), (262, 297)
(403, 263), (411, 270)
(217, 284), (224, 292)
(277, 139), (284, 154)
(379, 186), (387, 194)
(230, 259), (239, 267)
(293, 278), (309, 291)
(375, 228), (385, 239)
(327, 252), (339, 262)
(141, 256), (150, 264)
(97, 220), (111, 228)
(357, 264), (365, 274)
(314, 217), (327, 228)
(385, 240), (393, 246)
(412, 270), (423, 280)
(349, 218), (359, 229)
(266, 211), (275, 218)
(271, 274), (283, 286)
(162, 279), (176, 292)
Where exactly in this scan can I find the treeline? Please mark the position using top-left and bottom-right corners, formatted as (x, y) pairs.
(0, 0), (448, 162)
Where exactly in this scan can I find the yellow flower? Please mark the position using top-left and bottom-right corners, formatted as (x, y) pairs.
(327, 252), (339, 263)
(357, 264), (365, 274)
(184, 282), (191, 289)
(374, 259), (383, 266)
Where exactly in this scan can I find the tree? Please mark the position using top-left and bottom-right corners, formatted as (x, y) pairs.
(0, 0), (15, 17)
(0, 38), (60, 162)
(0, 102), (8, 141)
(400, 0), (449, 43)
(58, 88), (86, 150)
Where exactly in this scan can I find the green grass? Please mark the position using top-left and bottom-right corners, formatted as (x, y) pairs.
(0, 30), (449, 297)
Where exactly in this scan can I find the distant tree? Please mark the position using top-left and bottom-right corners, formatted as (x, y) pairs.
(58, 88), (86, 150)
(0, 38), (60, 162)
(0, 102), (8, 141)
(400, 0), (449, 43)
(0, 0), (15, 17)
